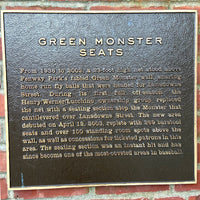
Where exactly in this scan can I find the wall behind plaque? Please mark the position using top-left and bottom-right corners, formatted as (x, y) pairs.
(0, 0), (200, 199)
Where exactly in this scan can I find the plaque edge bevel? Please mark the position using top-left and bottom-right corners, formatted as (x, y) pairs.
(1, 10), (11, 191)
(194, 8), (198, 187)
(1, 9), (199, 13)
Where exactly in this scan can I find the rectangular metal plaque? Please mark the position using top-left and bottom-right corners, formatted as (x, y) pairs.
(2, 11), (197, 190)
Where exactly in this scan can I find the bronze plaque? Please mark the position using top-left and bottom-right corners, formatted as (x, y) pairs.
(2, 11), (197, 190)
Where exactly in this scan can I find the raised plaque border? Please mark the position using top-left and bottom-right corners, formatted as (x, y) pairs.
(1, 10), (198, 190)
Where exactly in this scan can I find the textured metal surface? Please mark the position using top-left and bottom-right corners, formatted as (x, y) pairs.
(2, 11), (196, 189)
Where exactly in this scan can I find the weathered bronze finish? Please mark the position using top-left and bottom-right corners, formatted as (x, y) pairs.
(2, 11), (197, 190)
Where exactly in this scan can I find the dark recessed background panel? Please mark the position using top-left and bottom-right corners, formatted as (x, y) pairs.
(2, 11), (197, 189)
